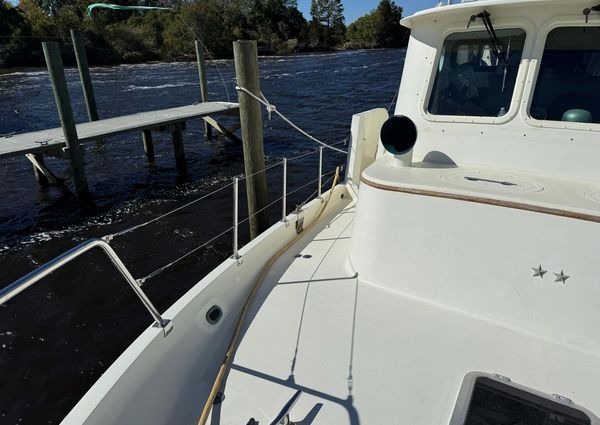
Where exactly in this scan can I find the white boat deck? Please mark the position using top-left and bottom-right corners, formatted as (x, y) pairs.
(213, 200), (600, 424)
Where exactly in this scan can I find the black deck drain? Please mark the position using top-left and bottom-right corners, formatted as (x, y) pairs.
(206, 305), (223, 325)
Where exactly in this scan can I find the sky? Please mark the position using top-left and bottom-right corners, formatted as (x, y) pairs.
(297, 0), (427, 24)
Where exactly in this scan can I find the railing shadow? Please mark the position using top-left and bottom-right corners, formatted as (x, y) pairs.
(231, 364), (360, 425)
(296, 403), (323, 425)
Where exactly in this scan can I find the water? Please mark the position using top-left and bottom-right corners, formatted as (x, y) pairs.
(0, 49), (405, 424)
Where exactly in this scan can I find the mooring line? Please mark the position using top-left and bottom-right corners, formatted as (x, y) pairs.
(236, 86), (348, 154)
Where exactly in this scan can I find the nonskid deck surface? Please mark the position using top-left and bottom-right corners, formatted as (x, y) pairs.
(211, 204), (600, 425)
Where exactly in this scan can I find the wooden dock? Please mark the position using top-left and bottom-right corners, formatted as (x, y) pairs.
(0, 102), (239, 159)
(2, 33), (272, 246)
(1, 32), (244, 201)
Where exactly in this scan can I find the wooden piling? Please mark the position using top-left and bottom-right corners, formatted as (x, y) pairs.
(42, 41), (89, 199)
(195, 40), (212, 139)
(142, 129), (155, 161)
(233, 40), (269, 239)
(170, 123), (186, 174)
(70, 30), (99, 123)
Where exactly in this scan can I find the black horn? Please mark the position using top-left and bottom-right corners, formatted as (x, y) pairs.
(380, 115), (418, 155)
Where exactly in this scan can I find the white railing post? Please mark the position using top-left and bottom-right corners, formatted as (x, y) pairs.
(233, 177), (239, 259)
(318, 146), (323, 199)
(282, 158), (287, 222)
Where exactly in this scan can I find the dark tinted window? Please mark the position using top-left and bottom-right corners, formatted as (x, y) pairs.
(428, 29), (526, 117)
(465, 377), (591, 425)
(531, 27), (600, 124)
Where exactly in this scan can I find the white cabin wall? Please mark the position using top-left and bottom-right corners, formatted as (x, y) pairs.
(350, 183), (600, 353)
(393, 0), (600, 183)
(349, 0), (600, 362)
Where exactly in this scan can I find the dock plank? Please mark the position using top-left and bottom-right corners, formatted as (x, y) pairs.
(0, 102), (239, 159)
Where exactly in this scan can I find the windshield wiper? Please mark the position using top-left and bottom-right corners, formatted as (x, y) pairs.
(467, 10), (511, 93)
(584, 4), (600, 23)
(468, 10), (506, 66)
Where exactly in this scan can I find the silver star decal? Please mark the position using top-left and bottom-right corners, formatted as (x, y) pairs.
(554, 271), (570, 284)
(532, 265), (547, 279)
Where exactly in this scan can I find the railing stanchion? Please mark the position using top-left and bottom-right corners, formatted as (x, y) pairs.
(233, 177), (240, 260)
(318, 146), (323, 199)
(282, 158), (288, 222)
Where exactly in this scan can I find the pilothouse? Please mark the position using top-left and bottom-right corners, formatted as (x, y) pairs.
(2, 0), (600, 424)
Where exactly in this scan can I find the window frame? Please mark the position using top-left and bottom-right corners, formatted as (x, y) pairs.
(449, 372), (600, 425)
(421, 18), (534, 125)
(522, 18), (600, 132)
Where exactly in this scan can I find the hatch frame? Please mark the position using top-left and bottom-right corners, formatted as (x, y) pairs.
(449, 371), (600, 425)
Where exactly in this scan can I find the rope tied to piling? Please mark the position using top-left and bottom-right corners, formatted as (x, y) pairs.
(260, 92), (277, 120)
(235, 86), (347, 154)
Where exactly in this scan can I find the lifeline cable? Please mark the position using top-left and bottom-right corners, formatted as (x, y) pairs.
(134, 170), (339, 285)
(102, 143), (348, 242)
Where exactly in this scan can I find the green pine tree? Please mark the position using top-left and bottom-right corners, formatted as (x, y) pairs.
(346, 0), (409, 49)
(310, 0), (345, 48)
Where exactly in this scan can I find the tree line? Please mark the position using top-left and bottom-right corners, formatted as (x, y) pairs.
(0, 0), (410, 68)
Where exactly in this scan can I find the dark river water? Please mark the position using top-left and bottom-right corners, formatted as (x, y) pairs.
(0, 48), (404, 424)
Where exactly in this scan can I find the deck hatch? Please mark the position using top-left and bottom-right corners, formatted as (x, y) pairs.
(450, 373), (598, 425)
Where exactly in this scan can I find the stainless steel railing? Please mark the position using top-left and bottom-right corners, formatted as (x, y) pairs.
(1, 142), (347, 335)
(0, 238), (173, 336)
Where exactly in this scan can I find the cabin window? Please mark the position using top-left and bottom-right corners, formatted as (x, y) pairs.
(451, 374), (595, 425)
(428, 29), (526, 118)
(530, 26), (600, 124)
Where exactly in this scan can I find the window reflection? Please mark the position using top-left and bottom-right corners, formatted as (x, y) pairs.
(428, 29), (526, 118)
(531, 26), (600, 124)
